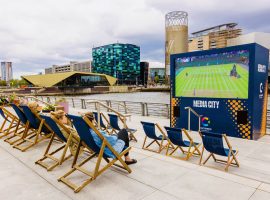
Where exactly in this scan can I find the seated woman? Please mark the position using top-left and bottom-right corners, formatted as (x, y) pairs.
(84, 112), (137, 165)
(50, 110), (83, 156)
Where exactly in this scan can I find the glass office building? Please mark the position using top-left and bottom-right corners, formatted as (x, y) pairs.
(92, 43), (140, 84)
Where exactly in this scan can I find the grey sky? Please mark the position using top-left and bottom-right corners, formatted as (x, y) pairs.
(0, 0), (269, 78)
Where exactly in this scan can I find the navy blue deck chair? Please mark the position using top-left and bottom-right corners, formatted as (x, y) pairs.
(0, 106), (20, 138)
(93, 111), (108, 131)
(5, 103), (33, 145)
(0, 98), (9, 106)
(58, 114), (131, 193)
(141, 121), (170, 153)
(165, 127), (201, 160)
(13, 105), (52, 152)
(108, 113), (137, 142)
(35, 115), (73, 171)
(0, 107), (10, 133)
(199, 132), (240, 171)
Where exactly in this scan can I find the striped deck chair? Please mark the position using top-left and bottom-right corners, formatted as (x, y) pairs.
(199, 132), (240, 171)
(141, 121), (171, 153)
(58, 114), (131, 193)
(13, 105), (52, 152)
(5, 104), (34, 145)
(165, 127), (201, 160)
(108, 113), (137, 142)
(35, 115), (73, 171)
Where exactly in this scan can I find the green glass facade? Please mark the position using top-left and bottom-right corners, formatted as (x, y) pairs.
(92, 43), (140, 84)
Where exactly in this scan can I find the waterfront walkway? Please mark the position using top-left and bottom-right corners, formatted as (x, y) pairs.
(0, 107), (270, 200)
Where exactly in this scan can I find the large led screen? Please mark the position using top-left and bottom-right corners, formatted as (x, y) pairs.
(175, 50), (249, 98)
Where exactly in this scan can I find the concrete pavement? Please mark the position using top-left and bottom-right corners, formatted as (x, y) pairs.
(0, 107), (270, 200)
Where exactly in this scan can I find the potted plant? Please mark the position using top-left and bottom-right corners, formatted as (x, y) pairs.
(42, 104), (56, 113)
(9, 93), (20, 105)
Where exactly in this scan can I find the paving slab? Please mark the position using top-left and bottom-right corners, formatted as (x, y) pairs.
(141, 190), (181, 200)
(161, 170), (256, 200)
(0, 147), (71, 200)
(249, 190), (270, 200)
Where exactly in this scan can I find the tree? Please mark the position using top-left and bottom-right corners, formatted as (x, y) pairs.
(0, 80), (7, 86)
(9, 79), (29, 87)
(154, 75), (159, 83)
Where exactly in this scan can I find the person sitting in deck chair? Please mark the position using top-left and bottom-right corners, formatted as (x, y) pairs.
(50, 110), (84, 156)
(84, 112), (137, 165)
(28, 101), (42, 112)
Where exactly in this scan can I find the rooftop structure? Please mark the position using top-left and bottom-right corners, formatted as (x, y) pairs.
(191, 23), (238, 37)
(45, 60), (91, 74)
(189, 23), (242, 51)
(22, 71), (116, 87)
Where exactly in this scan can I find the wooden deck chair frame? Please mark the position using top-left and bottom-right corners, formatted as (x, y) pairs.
(99, 112), (111, 133)
(35, 115), (73, 171)
(4, 105), (35, 145)
(13, 106), (52, 152)
(92, 111), (110, 133)
(166, 128), (201, 161)
(0, 107), (24, 139)
(199, 132), (240, 171)
(142, 123), (173, 153)
(58, 116), (132, 193)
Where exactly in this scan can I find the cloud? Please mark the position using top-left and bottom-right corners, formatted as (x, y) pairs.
(0, 0), (269, 78)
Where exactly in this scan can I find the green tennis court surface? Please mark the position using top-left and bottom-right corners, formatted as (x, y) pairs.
(175, 63), (248, 98)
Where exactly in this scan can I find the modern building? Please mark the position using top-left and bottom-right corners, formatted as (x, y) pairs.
(45, 60), (91, 74)
(140, 62), (149, 86)
(0, 62), (13, 82)
(165, 11), (188, 77)
(22, 72), (116, 87)
(149, 67), (165, 83)
(189, 23), (242, 51)
(92, 43), (140, 84)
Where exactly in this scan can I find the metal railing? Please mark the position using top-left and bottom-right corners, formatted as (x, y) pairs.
(21, 96), (270, 132)
(185, 106), (202, 131)
(24, 96), (171, 118)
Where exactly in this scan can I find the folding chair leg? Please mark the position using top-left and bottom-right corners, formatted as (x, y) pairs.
(0, 117), (16, 139)
(59, 134), (73, 165)
(145, 140), (156, 148)
(129, 132), (137, 142)
(184, 145), (192, 160)
(166, 142), (176, 156)
(58, 151), (97, 193)
(193, 144), (202, 156)
(232, 153), (240, 167)
(142, 136), (147, 149)
(158, 139), (163, 153)
(203, 153), (213, 165)
(0, 119), (7, 132)
(225, 150), (232, 171)
(199, 146), (204, 165)
(14, 121), (50, 152)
